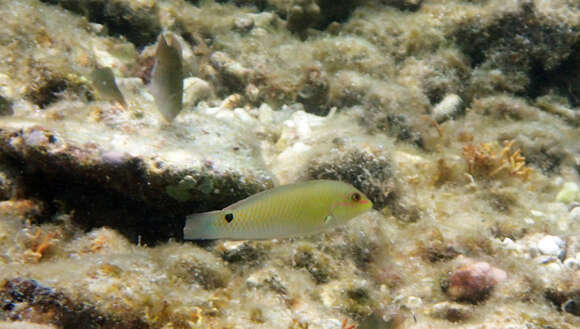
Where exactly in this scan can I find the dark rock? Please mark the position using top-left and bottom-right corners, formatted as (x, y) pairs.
(154, 244), (232, 290)
(249, 307), (265, 323)
(0, 161), (18, 201)
(545, 287), (580, 317)
(40, 0), (161, 49)
(220, 241), (265, 265)
(168, 260), (228, 290)
(292, 243), (333, 284)
(315, 0), (361, 30)
(246, 269), (288, 295)
(0, 94), (12, 116)
(216, 0), (267, 9)
(356, 313), (392, 329)
(484, 191), (518, 214)
(26, 75), (90, 109)
(378, 114), (424, 148)
(286, 0), (321, 35)
(522, 145), (564, 175)
(297, 66), (329, 115)
(530, 42), (580, 108)
(380, 0), (423, 12)
(209, 51), (251, 95)
(0, 126), (272, 245)
(344, 286), (374, 317)
(389, 200), (421, 223)
(305, 149), (396, 209)
(234, 16), (255, 32)
(350, 238), (377, 271)
(563, 297), (580, 316)
(268, 0), (361, 35)
(416, 233), (461, 263)
(0, 278), (148, 329)
(347, 286), (370, 302)
(454, 1), (577, 71)
(429, 302), (473, 322)
(453, 1), (579, 99)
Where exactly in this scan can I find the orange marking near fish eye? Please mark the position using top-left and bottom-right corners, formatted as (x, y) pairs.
(331, 201), (338, 210)
(359, 199), (370, 204)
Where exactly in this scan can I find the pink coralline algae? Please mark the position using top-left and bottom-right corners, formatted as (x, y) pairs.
(447, 259), (507, 303)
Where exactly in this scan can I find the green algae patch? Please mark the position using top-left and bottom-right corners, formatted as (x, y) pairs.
(556, 182), (580, 203)
(166, 175), (198, 202)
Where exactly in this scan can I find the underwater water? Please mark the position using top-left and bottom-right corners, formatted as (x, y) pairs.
(0, 0), (579, 328)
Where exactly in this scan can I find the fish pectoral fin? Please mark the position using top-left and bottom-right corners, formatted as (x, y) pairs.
(324, 214), (334, 224)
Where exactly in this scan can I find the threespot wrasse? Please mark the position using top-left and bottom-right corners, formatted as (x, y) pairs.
(184, 180), (373, 240)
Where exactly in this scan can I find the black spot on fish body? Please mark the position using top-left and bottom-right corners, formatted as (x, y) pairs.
(225, 213), (234, 223)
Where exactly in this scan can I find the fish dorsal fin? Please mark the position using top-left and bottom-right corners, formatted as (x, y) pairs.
(223, 186), (280, 210)
(324, 214), (334, 224)
(223, 181), (323, 211)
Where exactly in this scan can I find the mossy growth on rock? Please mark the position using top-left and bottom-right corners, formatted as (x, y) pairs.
(25, 72), (92, 109)
(0, 278), (147, 328)
(453, 0), (579, 100)
(39, 0), (161, 49)
(305, 149), (396, 209)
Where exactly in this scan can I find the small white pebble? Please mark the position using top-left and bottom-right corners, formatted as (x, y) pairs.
(570, 207), (580, 222)
(432, 94), (464, 123)
(183, 77), (212, 107)
(245, 83), (260, 102)
(215, 109), (235, 121)
(406, 296), (423, 308)
(221, 240), (245, 252)
(537, 235), (566, 258)
(258, 103), (274, 124)
(501, 238), (518, 250)
(530, 210), (546, 217)
(544, 262), (563, 273)
(563, 258), (580, 270)
(556, 182), (580, 203)
(234, 108), (256, 125)
(199, 106), (220, 115)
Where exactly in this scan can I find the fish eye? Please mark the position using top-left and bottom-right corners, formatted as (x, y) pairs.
(351, 192), (361, 202)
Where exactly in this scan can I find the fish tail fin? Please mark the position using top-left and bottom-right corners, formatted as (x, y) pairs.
(184, 210), (222, 240)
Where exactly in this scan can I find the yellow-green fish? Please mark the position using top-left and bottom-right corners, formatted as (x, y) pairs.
(184, 180), (373, 240)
